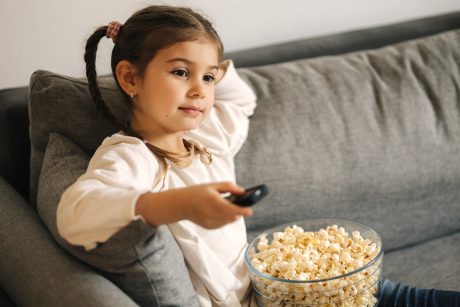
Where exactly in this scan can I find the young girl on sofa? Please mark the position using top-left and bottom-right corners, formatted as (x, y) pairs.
(57, 4), (459, 306)
(57, 4), (255, 306)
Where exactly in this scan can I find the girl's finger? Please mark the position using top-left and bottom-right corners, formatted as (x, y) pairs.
(225, 202), (253, 217)
(212, 181), (245, 194)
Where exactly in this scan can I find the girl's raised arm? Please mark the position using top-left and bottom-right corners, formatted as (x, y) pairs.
(188, 60), (257, 156)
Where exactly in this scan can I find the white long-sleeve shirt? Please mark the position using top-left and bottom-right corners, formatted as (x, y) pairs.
(57, 61), (257, 306)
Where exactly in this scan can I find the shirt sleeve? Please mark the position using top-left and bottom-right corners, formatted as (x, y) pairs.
(56, 134), (160, 251)
(188, 60), (257, 156)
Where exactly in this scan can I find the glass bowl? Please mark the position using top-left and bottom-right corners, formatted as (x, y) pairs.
(244, 218), (383, 307)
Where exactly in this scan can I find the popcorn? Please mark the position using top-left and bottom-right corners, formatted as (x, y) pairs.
(248, 225), (382, 307)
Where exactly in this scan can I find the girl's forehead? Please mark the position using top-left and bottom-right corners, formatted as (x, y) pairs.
(155, 40), (219, 65)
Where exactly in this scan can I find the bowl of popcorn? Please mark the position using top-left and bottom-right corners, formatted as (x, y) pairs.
(245, 218), (383, 307)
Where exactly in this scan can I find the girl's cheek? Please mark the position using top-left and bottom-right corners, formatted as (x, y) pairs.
(208, 100), (215, 111)
(203, 103), (214, 118)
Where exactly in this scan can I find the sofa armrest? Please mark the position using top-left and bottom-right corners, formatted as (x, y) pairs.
(0, 176), (137, 307)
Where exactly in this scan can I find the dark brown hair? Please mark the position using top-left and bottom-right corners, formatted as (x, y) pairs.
(84, 5), (223, 174)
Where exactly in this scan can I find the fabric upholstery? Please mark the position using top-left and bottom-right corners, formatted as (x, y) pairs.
(383, 231), (460, 291)
(226, 11), (460, 68)
(0, 176), (137, 307)
(236, 29), (460, 252)
(10, 10), (460, 204)
(28, 73), (129, 207)
(25, 26), (460, 303)
(0, 87), (29, 198)
(0, 287), (14, 307)
(37, 132), (199, 307)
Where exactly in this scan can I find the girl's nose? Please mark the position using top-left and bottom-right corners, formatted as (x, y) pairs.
(188, 80), (206, 98)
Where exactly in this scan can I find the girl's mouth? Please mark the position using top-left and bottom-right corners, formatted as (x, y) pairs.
(178, 106), (203, 116)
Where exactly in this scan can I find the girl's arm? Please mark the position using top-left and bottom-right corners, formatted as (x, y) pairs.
(57, 135), (251, 250)
(214, 59), (257, 117)
(135, 182), (252, 229)
(57, 135), (157, 250)
(187, 60), (257, 156)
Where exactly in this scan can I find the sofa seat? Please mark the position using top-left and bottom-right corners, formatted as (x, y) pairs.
(383, 231), (460, 291)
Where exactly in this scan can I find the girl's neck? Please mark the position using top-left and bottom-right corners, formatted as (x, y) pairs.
(146, 132), (187, 154)
(130, 123), (187, 154)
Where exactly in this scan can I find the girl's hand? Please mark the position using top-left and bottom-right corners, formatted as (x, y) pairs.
(135, 181), (253, 229)
(184, 182), (253, 228)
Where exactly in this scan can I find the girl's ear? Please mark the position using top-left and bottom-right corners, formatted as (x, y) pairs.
(116, 60), (139, 96)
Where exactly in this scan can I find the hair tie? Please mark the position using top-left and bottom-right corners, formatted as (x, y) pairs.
(106, 21), (122, 42)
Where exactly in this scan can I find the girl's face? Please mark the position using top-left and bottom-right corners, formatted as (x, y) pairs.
(132, 39), (219, 138)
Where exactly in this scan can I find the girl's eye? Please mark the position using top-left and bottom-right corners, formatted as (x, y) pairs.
(203, 74), (215, 83)
(172, 69), (188, 78)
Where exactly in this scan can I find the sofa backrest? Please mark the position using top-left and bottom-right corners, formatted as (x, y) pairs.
(2, 11), (460, 201)
(28, 29), (460, 252)
(226, 10), (460, 68)
(235, 29), (460, 251)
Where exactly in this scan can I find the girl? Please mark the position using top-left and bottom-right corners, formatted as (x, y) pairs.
(57, 5), (255, 306)
(57, 4), (460, 307)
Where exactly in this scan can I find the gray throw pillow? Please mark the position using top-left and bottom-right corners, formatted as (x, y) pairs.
(28, 72), (130, 208)
(37, 132), (199, 307)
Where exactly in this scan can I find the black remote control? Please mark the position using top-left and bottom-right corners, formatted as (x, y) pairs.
(225, 184), (269, 206)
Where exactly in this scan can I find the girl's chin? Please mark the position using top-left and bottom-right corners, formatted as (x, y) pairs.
(177, 121), (203, 132)
(171, 114), (207, 132)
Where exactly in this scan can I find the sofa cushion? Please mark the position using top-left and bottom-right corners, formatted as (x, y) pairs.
(28, 73), (129, 207)
(236, 29), (460, 251)
(36, 132), (199, 306)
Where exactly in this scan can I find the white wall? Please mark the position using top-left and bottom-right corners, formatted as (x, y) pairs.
(1, 0), (460, 89)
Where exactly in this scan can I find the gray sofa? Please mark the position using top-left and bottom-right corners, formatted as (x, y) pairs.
(1, 11), (460, 306)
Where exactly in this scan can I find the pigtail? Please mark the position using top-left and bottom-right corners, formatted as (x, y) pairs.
(84, 26), (126, 131)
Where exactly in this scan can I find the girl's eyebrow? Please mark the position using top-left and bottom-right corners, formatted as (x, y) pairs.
(167, 57), (218, 71)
